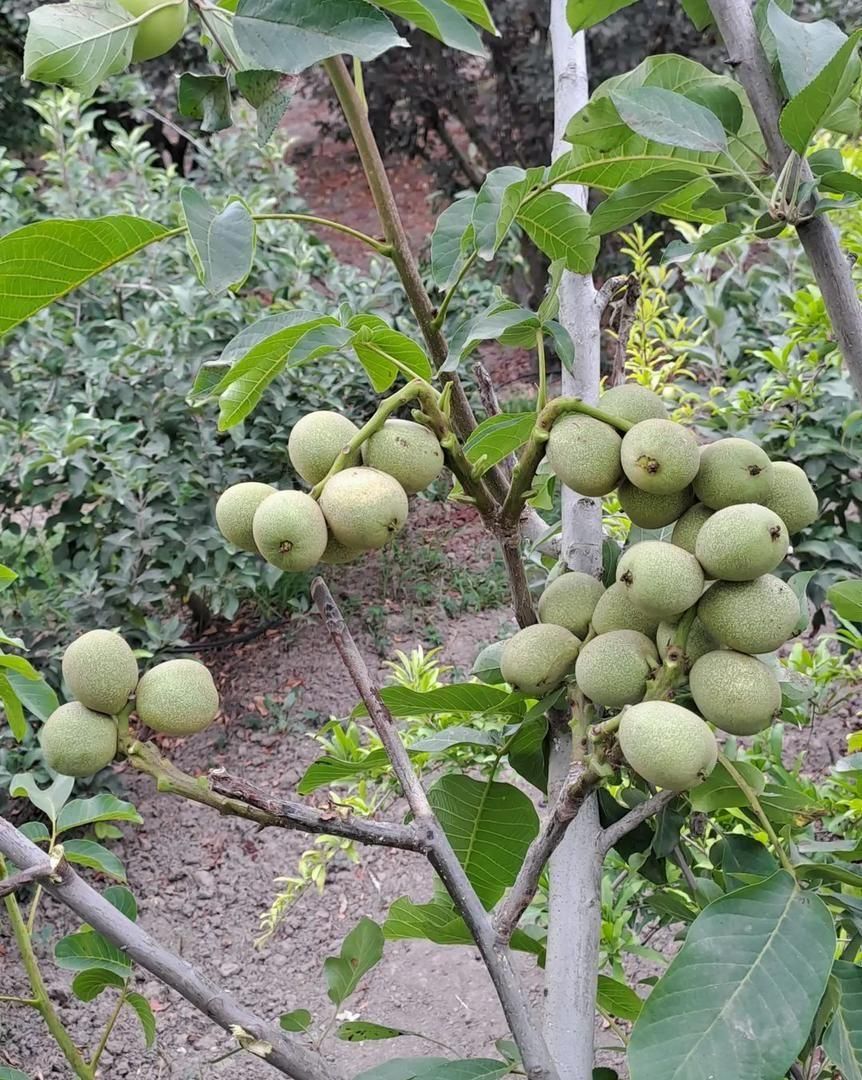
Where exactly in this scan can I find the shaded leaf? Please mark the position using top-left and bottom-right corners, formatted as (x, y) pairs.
(5, 670), (58, 722)
(0, 216), (172, 338)
(628, 871), (836, 1080)
(688, 760), (765, 812)
(473, 166), (532, 258)
(589, 169), (708, 235)
(506, 714), (549, 794)
(828, 579), (862, 623)
(62, 839), (126, 881)
(125, 991), (157, 1048)
(610, 86), (727, 153)
(463, 412), (536, 475)
(324, 917), (384, 1005)
(57, 794), (142, 834)
(10, 773), (74, 823)
(24, 0), (135, 96)
(55, 930), (132, 978)
(371, 0), (485, 55)
(354, 1060), (451, 1080)
(443, 305), (540, 373)
(180, 189), (255, 295)
(566, 0), (638, 33)
(0, 675), (26, 741)
(597, 974), (642, 1021)
(680, 0), (712, 30)
(428, 774), (539, 907)
(823, 959), (862, 1079)
(280, 1009), (314, 1033)
(235, 70), (295, 143)
(780, 30), (862, 154)
(443, 0), (494, 33)
(430, 196), (476, 289)
(177, 73), (233, 133)
(348, 315), (434, 390)
(516, 191), (599, 272)
(410, 726), (500, 752)
(71, 967), (125, 1002)
(234, 0), (406, 75)
(103, 884), (137, 922)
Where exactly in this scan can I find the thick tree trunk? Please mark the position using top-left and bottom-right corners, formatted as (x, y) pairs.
(545, 8), (603, 1079)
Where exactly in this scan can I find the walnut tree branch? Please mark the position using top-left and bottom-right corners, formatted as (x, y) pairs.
(126, 741), (422, 852)
(311, 577), (558, 1080)
(597, 789), (677, 856)
(0, 861), (55, 898)
(0, 816), (338, 1080)
(707, 0), (862, 400)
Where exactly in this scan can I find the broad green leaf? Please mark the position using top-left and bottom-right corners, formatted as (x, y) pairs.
(62, 839), (126, 881)
(24, 0), (135, 96)
(296, 749), (391, 794)
(212, 315), (338, 428)
(662, 221), (743, 263)
(516, 192), (599, 272)
(177, 73), (233, 133)
(0, 216), (172, 338)
(234, 0), (406, 75)
(463, 412), (536, 475)
(589, 169), (708, 235)
(348, 315), (434, 390)
(824, 960), (862, 1079)
(72, 967), (126, 1002)
(57, 794), (142, 834)
(207, 309), (323, 375)
(443, 306), (540, 373)
(767, 2), (849, 96)
(410, 726), (500, 752)
(371, 0), (485, 55)
(609, 86), (727, 153)
(442, 0), (494, 33)
(0, 1068), (31, 1080)
(55, 930), (132, 978)
(324, 917), (384, 1005)
(384, 895), (543, 960)
(5, 670), (58, 722)
(559, 56), (761, 221)
(828, 579), (862, 622)
(0, 655), (38, 679)
(428, 774), (539, 907)
(103, 884), (138, 922)
(10, 773), (74, 823)
(688, 760), (765, 812)
(787, 569), (816, 633)
(780, 31), (862, 154)
(506, 714), (548, 794)
(685, 85), (743, 134)
(629, 871), (836, 1080)
(430, 196), (476, 289)
(0, 674), (26, 741)
(338, 1019), (414, 1041)
(354, 683), (526, 718)
(597, 974), (642, 1021)
(18, 821), (50, 843)
(712, 834), (778, 888)
(566, 0), (637, 33)
(819, 171), (862, 197)
(180, 189), (255, 295)
(0, 565), (17, 588)
(125, 992), (157, 1048)
(418, 1062), (509, 1080)
(354, 1059), (449, 1080)
(280, 1009), (314, 1033)
(473, 166), (531, 259)
(235, 70), (295, 143)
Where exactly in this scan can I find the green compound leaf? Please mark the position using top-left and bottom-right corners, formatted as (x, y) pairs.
(629, 871), (836, 1080)
(24, 0), (135, 96)
(0, 216), (173, 338)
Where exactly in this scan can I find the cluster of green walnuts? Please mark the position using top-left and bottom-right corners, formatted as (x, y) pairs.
(40, 632), (219, 777)
(477, 383), (819, 793)
(214, 414), (445, 570)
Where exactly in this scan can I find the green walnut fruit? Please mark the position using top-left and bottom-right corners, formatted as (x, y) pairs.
(656, 617), (718, 667)
(546, 414), (622, 496)
(574, 629), (658, 709)
(62, 629), (138, 715)
(135, 658), (219, 735)
(619, 701), (717, 791)
(471, 641), (507, 685)
(763, 461), (818, 535)
(118, 0), (188, 61)
(500, 624), (580, 697)
(538, 572), (605, 639)
(252, 490), (328, 571)
(671, 503), (714, 555)
(287, 411), (361, 486)
(320, 467), (408, 551)
(620, 419), (700, 495)
(319, 534), (366, 566)
(692, 437), (773, 509)
(697, 574), (800, 654)
(695, 503), (789, 581)
(600, 383), (667, 424)
(616, 541), (705, 620)
(590, 582), (661, 638)
(215, 482), (276, 553)
(618, 480), (694, 529)
(361, 419), (444, 494)
(689, 650), (781, 735)
(41, 702), (117, 778)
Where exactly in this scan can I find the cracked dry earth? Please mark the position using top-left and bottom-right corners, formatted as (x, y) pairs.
(1, 522), (857, 1080)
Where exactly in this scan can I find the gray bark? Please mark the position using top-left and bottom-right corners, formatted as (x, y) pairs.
(708, 0), (862, 400)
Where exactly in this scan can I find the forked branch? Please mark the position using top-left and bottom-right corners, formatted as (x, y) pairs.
(0, 816), (339, 1080)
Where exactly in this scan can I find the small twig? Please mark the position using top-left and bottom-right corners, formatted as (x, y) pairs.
(0, 817), (338, 1080)
(597, 790), (677, 856)
(594, 274), (631, 315)
(128, 742), (422, 851)
(495, 766), (601, 940)
(311, 578), (558, 1080)
(0, 862), (55, 898)
(671, 843), (700, 900)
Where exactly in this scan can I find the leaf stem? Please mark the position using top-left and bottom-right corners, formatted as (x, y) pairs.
(90, 988), (126, 1069)
(718, 751), (796, 875)
(536, 330), (548, 412)
(432, 250), (479, 330)
(0, 993), (40, 1005)
(253, 213), (391, 255)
